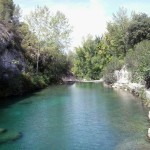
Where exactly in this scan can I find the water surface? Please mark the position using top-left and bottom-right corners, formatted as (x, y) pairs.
(0, 83), (150, 150)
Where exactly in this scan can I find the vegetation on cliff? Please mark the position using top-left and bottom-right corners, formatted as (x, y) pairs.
(1, 0), (150, 97)
(0, 0), (72, 97)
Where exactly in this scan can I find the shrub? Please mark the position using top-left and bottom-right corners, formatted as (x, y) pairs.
(125, 40), (150, 87)
(103, 57), (124, 84)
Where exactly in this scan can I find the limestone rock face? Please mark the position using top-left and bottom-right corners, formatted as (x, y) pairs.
(148, 111), (150, 120)
(114, 65), (131, 84)
(148, 128), (150, 139)
(0, 23), (25, 83)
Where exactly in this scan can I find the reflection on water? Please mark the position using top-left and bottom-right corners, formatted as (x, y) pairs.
(0, 83), (150, 150)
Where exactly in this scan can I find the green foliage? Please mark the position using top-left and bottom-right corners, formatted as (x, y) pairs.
(26, 74), (48, 89)
(16, 6), (72, 86)
(72, 35), (104, 80)
(102, 10), (150, 86)
(72, 7), (150, 89)
(25, 6), (72, 73)
(0, 73), (49, 97)
(0, 2), (72, 97)
(17, 22), (39, 65)
(106, 7), (129, 57)
(72, 34), (112, 80)
(103, 57), (124, 84)
(125, 40), (150, 87)
(40, 50), (69, 80)
(0, 0), (14, 23)
(67, 50), (76, 70)
(126, 13), (150, 47)
(1, 0), (150, 97)
(13, 4), (21, 25)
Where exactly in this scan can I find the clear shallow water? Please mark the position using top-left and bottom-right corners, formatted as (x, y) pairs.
(0, 83), (150, 150)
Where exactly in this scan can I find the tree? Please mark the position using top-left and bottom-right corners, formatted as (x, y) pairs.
(50, 11), (72, 50)
(0, 0), (14, 23)
(125, 40), (150, 88)
(73, 35), (103, 80)
(13, 4), (22, 25)
(67, 50), (75, 70)
(106, 7), (129, 57)
(17, 22), (39, 70)
(126, 13), (150, 48)
(25, 6), (72, 74)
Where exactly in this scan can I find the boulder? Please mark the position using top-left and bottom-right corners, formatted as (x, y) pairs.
(0, 128), (7, 134)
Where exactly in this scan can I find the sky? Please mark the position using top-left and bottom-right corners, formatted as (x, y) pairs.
(13, 0), (150, 50)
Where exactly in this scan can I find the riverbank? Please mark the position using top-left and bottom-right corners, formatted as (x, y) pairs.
(111, 81), (150, 107)
(111, 81), (150, 139)
(62, 76), (104, 83)
(63, 75), (150, 106)
(77, 79), (104, 83)
(103, 64), (150, 140)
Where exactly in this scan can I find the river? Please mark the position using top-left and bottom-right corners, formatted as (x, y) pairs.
(0, 83), (150, 150)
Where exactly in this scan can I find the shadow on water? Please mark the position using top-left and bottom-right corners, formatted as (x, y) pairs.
(0, 89), (44, 109)
(0, 94), (33, 109)
(0, 82), (75, 109)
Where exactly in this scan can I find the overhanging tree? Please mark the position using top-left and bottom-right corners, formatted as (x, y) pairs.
(25, 6), (72, 74)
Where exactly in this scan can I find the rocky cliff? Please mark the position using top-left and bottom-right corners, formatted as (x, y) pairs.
(0, 23), (26, 97)
(0, 23), (25, 82)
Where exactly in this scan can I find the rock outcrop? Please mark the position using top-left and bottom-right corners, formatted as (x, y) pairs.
(112, 65), (150, 105)
(114, 65), (131, 84)
(0, 23), (25, 84)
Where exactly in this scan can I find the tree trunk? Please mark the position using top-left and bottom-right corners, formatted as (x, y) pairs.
(36, 49), (40, 74)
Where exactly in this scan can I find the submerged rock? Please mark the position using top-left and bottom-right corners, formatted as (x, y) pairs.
(0, 128), (7, 134)
(0, 128), (22, 144)
(18, 100), (33, 105)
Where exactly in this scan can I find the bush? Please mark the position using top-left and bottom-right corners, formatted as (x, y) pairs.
(22, 73), (48, 90)
(103, 57), (124, 84)
(125, 40), (150, 87)
(103, 73), (116, 84)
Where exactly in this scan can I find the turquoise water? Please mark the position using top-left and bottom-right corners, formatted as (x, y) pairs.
(0, 83), (150, 150)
